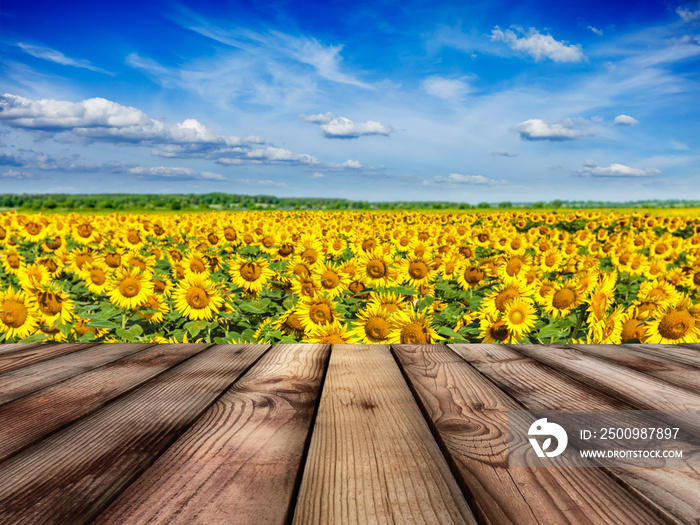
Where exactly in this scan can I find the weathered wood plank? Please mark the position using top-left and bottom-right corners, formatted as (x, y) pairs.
(0, 343), (96, 374)
(511, 344), (700, 429)
(0, 344), (269, 525)
(625, 344), (700, 368)
(0, 343), (43, 357)
(93, 344), (329, 525)
(679, 343), (700, 350)
(0, 343), (212, 463)
(567, 344), (700, 394)
(450, 343), (700, 525)
(292, 344), (477, 525)
(392, 344), (666, 525)
(0, 343), (154, 406)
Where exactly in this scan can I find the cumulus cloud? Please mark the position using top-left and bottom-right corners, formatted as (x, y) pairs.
(322, 117), (389, 139)
(422, 76), (471, 102)
(587, 26), (604, 36)
(422, 173), (507, 186)
(614, 114), (639, 125)
(490, 26), (585, 62)
(309, 172), (325, 179)
(127, 166), (225, 181)
(0, 93), (319, 166)
(0, 151), (23, 166)
(492, 149), (519, 157)
(576, 162), (661, 178)
(677, 4), (700, 23)
(512, 118), (583, 141)
(15, 43), (113, 75)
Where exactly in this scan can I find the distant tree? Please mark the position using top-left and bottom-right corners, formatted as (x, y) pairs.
(170, 200), (182, 211)
(532, 201), (545, 208)
(498, 201), (512, 208)
(43, 199), (57, 209)
(477, 202), (490, 209)
(551, 199), (563, 208)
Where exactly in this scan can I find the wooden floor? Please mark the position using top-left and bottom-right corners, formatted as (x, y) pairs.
(0, 342), (699, 525)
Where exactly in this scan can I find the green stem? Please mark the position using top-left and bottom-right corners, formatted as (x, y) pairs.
(122, 310), (127, 330)
(571, 310), (584, 341)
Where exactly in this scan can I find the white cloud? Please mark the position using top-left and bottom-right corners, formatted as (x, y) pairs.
(677, 4), (700, 23)
(576, 162), (662, 178)
(2, 169), (36, 179)
(320, 117), (390, 139)
(614, 114), (639, 125)
(512, 118), (584, 140)
(15, 43), (113, 75)
(490, 26), (585, 62)
(492, 149), (519, 157)
(245, 146), (318, 164)
(0, 151), (23, 166)
(422, 76), (471, 102)
(339, 159), (362, 168)
(0, 93), (318, 166)
(588, 26), (604, 36)
(300, 112), (334, 124)
(422, 173), (507, 186)
(237, 178), (286, 186)
(309, 172), (325, 179)
(127, 166), (225, 180)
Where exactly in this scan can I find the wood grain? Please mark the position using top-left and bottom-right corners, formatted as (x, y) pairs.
(0, 344), (269, 525)
(511, 344), (700, 431)
(0, 343), (211, 462)
(0, 343), (154, 406)
(566, 344), (700, 394)
(450, 343), (700, 525)
(0, 343), (43, 357)
(292, 344), (477, 525)
(0, 343), (96, 374)
(392, 344), (667, 525)
(625, 344), (700, 368)
(93, 344), (330, 525)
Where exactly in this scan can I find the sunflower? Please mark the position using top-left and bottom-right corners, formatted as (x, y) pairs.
(34, 284), (74, 326)
(588, 307), (624, 344)
(324, 236), (347, 258)
(296, 296), (337, 330)
(0, 287), (39, 340)
(637, 279), (680, 308)
(67, 249), (96, 275)
(350, 303), (393, 344)
(620, 307), (647, 342)
(498, 254), (531, 280)
(229, 258), (275, 293)
(544, 280), (583, 318)
(182, 252), (211, 278)
(1, 248), (24, 276)
(151, 275), (174, 298)
(387, 306), (440, 344)
(502, 297), (537, 341)
(481, 277), (535, 315)
(456, 263), (487, 291)
(173, 273), (223, 321)
(587, 272), (617, 324)
(478, 313), (511, 344)
(107, 267), (153, 310)
(72, 222), (100, 244)
(356, 248), (395, 288)
(644, 295), (700, 344)
(367, 290), (407, 315)
(138, 294), (169, 324)
(314, 262), (351, 299)
(16, 262), (52, 291)
(398, 256), (437, 289)
(274, 307), (306, 338)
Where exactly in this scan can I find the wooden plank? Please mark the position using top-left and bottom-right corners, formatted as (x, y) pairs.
(450, 344), (700, 525)
(679, 343), (700, 350)
(625, 344), (700, 368)
(0, 343), (97, 374)
(0, 343), (43, 357)
(0, 343), (212, 463)
(567, 344), (700, 394)
(292, 344), (477, 525)
(391, 344), (666, 525)
(0, 343), (154, 406)
(0, 344), (269, 525)
(94, 344), (329, 525)
(511, 344), (700, 431)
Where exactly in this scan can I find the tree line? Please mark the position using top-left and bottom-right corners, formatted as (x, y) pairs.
(0, 193), (697, 212)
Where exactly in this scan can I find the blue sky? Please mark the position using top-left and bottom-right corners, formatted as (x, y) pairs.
(1, 0), (699, 203)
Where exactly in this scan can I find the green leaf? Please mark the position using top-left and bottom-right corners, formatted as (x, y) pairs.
(20, 332), (48, 344)
(387, 285), (417, 296)
(437, 326), (469, 343)
(84, 317), (120, 329)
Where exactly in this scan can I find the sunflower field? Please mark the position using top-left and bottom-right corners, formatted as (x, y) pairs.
(0, 208), (699, 345)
